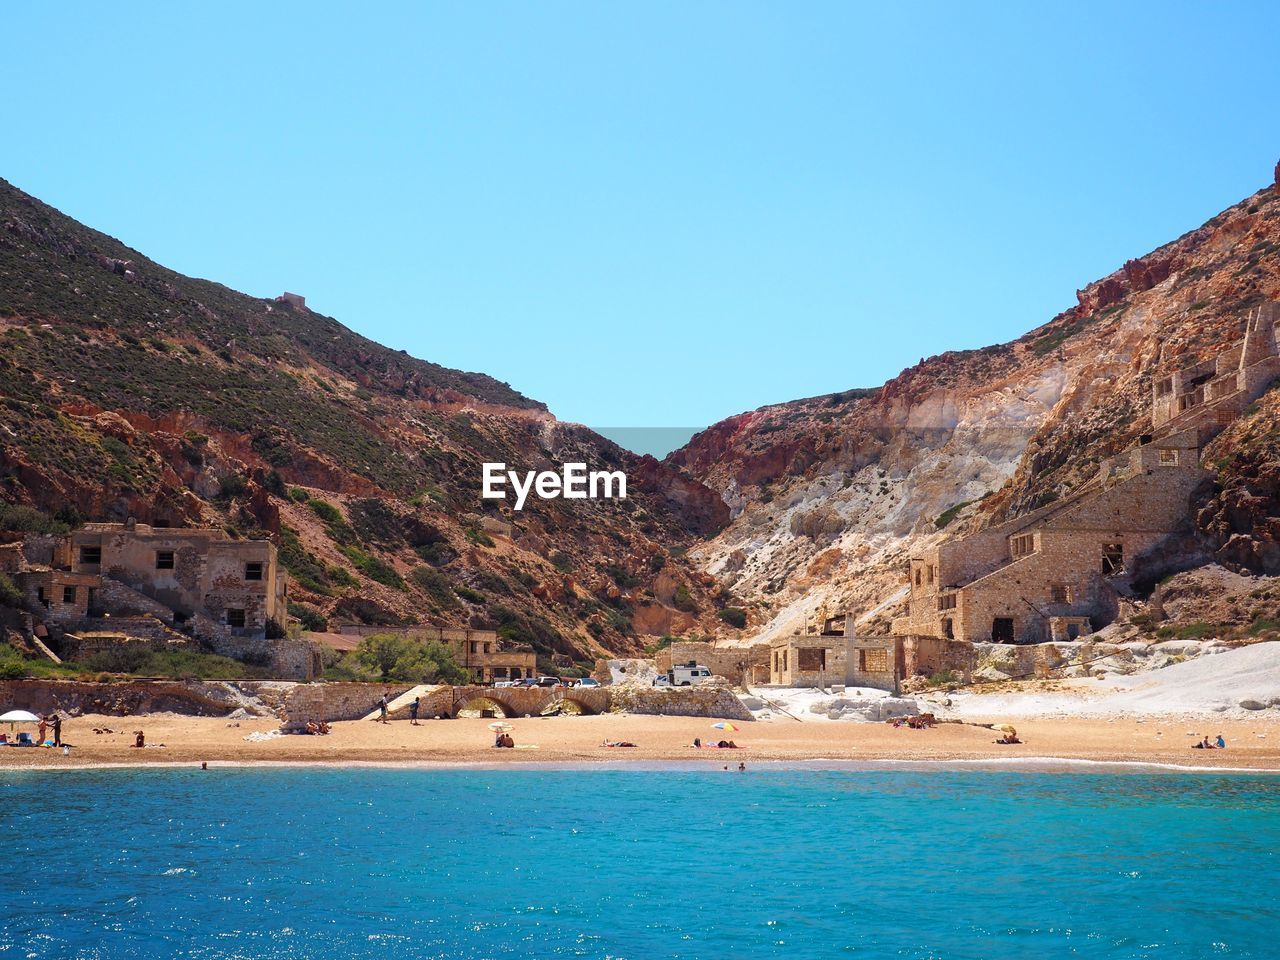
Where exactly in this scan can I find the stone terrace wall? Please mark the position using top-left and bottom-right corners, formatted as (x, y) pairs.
(608, 685), (753, 721)
(280, 682), (412, 728)
(0, 678), (296, 717)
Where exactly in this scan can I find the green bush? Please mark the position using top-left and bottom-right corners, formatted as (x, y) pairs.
(339, 545), (404, 589)
(0, 504), (69, 535)
(218, 473), (249, 500)
(288, 601), (328, 632)
(410, 566), (459, 608)
(337, 633), (468, 684)
(0, 573), (23, 608)
(718, 607), (747, 629)
(82, 647), (254, 679)
(934, 499), (977, 529)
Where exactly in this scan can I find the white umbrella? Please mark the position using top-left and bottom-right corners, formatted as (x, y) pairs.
(0, 710), (40, 724)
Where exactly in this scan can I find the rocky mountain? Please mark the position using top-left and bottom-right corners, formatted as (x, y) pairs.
(0, 178), (731, 668)
(669, 162), (1280, 641)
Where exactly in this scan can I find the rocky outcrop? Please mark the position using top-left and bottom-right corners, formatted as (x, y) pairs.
(608, 684), (753, 721)
(0, 678), (295, 717)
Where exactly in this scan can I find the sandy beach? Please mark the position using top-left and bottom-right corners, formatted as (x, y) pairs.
(3, 712), (1279, 771)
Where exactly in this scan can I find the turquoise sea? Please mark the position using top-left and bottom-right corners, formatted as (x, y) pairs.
(2, 766), (1277, 959)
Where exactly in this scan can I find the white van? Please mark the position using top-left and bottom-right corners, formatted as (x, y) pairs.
(669, 662), (713, 686)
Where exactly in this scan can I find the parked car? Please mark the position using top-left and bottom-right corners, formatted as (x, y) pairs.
(572, 678), (600, 688)
(517, 677), (541, 687)
(493, 679), (521, 688)
(533, 676), (561, 688)
(652, 674), (672, 687)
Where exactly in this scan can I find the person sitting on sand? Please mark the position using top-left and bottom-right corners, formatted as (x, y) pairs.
(1216, 734), (1226, 749)
(493, 733), (514, 748)
(132, 731), (145, 749)
(601, 740), (637, 748)
(994, 734), (1022, 745)
(1195, 736), (1214, 749)
(692, 737), (701, 748)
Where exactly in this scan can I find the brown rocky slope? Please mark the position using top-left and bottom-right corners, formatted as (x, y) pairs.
(668, 163), (1280, 639)
(0, 178), (731, 667)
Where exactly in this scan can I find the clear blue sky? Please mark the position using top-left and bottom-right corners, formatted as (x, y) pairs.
(7, 2), (1279, 452)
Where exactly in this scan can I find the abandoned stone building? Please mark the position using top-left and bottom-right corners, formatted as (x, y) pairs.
(67, 521), (288, 639)
(2, 521), (317, 678)
(892, 302), (1278, 654)
(768, 613), (899, 692)
(1152, 302), (1279, 435)
(332, 624), (537, 683)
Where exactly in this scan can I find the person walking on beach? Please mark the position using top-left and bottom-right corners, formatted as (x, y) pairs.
(409, 697), (420, 725)
(51, 713), (62, 748)
(378, 694), (389, 723)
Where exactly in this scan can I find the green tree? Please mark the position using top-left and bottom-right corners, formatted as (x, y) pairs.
(349, 633), (468, 684)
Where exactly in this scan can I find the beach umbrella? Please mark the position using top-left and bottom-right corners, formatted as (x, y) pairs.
(487, 721), (513, 731)
(711, 721), (739, 732)
(995, 724), (1017, 736)
(0, 710), (40, 725)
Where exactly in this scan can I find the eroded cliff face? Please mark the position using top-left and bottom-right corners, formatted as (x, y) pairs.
(670, 169), (1280, 639)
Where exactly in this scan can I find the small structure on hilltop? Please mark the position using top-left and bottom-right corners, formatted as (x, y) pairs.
(275, 291), (306, 310)
(330, 623), (537, 683)
(768, 613), (900, 693)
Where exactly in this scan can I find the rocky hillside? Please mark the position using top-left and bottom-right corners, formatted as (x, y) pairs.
(669, 162), (1280, 640)
(0, 178), (731, 667)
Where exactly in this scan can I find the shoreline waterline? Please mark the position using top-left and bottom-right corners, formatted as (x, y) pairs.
(5, 754), (1279, 775)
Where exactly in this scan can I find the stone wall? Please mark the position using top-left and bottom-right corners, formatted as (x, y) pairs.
(657, 641), (769, 685)
(279, 682), (412, 727)
(205, 634), (323, 681)
(901, 635), (978, 678)
(95, 576), (180, 622)
(0, 678), (297, 717)
(608, 685), (753, 721)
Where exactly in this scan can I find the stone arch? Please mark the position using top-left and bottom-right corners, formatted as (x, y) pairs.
(453, 696), (516, 719)
(552, 696), (599, 716)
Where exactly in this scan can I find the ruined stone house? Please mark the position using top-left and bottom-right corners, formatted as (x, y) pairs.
(768, 613), (899, 692)
(66, 520), (287, 639)
(892, 302), (1278, 654)
(3, 520), (320, 678)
